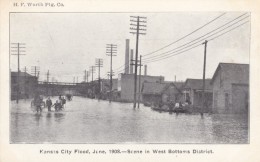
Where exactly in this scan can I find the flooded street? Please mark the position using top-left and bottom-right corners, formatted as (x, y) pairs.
(11, 96), (248, 144)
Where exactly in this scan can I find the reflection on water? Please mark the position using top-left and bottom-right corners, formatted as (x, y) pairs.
(10, 96), (248, 143)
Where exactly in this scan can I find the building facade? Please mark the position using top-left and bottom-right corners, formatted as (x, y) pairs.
(211, 63), (249, 113)
(11, 72), (38, 100)
(182, 79), (213, 110)
(118, 73), (164, 102)
(142, 82), (184, 106)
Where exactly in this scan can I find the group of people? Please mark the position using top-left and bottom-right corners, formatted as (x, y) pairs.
(46, 95), (67, 112)
(32, 95), (67, 113)
(31, 95), (45, 113)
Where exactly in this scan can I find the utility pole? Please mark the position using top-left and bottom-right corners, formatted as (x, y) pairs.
(31, 66), (40, 78)
(46, 70), (50, 83)
(89, 66), (96, 83)
(89, 66), (96, 97)
(87, 71), (89, 83)
(23, 66), (27, 73)
(130, 16), (147, 108)
(46, 70), (50, 95)
(130, 57), (142, 107)
(23, 66), (28, 99)
(202, 40), (208, 117)
(11, 43), (26, 103)
(31, 66), (40, 95)
(95, 58), (103, 97)
(106, 44), (117, 103)
(84, 70), (87, 82)
(107, 71), (114, 101)
(138, 55), (143, 108)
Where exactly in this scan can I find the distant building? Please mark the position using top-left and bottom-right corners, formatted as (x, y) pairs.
(100, 79), (118, 100)
(182, 79), (213, 110)
(211, 63), (249, 113)
(142, 82), (184, 106)
(118, 73), (164, 102)
(101, 79), (118, 93)
(11, 71), (38, 100)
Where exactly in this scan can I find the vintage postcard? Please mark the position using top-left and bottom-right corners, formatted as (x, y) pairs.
(1, 0), (260, 162)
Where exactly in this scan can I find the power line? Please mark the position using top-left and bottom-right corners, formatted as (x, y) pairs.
(109, 12), (243, 76)
(143, 13), (249, 62)
(143, 20), (249, 64)
(208, 21), (249, 41)
(142, 12), (226, 57)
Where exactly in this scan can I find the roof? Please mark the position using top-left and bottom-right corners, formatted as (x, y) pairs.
(183, 79), (212, 90)
(211, 63), (249, 84)
(142, 82), (168, 95)
(172, 82), (185, 90)
(11, 72), (35, 77)
(142, 82), (184, 95)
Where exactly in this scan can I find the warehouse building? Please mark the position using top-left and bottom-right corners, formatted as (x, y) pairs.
(211, 63), (249, 113)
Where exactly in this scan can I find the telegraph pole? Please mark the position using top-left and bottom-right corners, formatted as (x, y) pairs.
(87, 71), (89, 83)
(130, 57), (142, 107)
(95, 58), (103, 97)
(90, 66), (96, 82)
(89, 66), (96, 97)
(47, 70), (50, 83)
(31, 66), (40, 78)
(130, 16), (147, 108)
(23, 66), (28, 98)
(106, 44), (117, 103)
(137, 55), (143, 108)
(202, 40), (208, 117)
(11, 43), (26, 103)
(31, 66), (39, 97)
(23, 66), (27, 73)
(46, 70), (50, 95)
(84, 70), (87, 82)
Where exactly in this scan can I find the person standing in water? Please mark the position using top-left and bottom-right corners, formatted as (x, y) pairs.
(46, 97), (53, 112)
(61, 96), (66, 109)
(53, 100), (60, 111)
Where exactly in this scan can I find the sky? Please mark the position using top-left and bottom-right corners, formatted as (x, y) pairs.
(10, 12), (250, 82)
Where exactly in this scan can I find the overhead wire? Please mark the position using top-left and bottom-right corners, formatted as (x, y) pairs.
(143, 20), (249, 64)
(142, 12), (227, 57)
(143, 13), (249, 61)
(108, 12), (228, 74)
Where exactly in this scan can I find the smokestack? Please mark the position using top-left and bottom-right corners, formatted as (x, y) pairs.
(125, 39), (130, 74)
(130, 49), (134, 74)
(144, 65), (147, 75)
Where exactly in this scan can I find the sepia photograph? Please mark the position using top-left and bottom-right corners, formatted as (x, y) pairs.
(10, 12), (250, 144)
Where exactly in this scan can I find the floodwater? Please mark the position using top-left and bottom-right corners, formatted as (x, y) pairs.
(10, 96), (248, 143)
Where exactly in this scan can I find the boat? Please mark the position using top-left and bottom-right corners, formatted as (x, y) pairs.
(151, 104), (190, 113)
